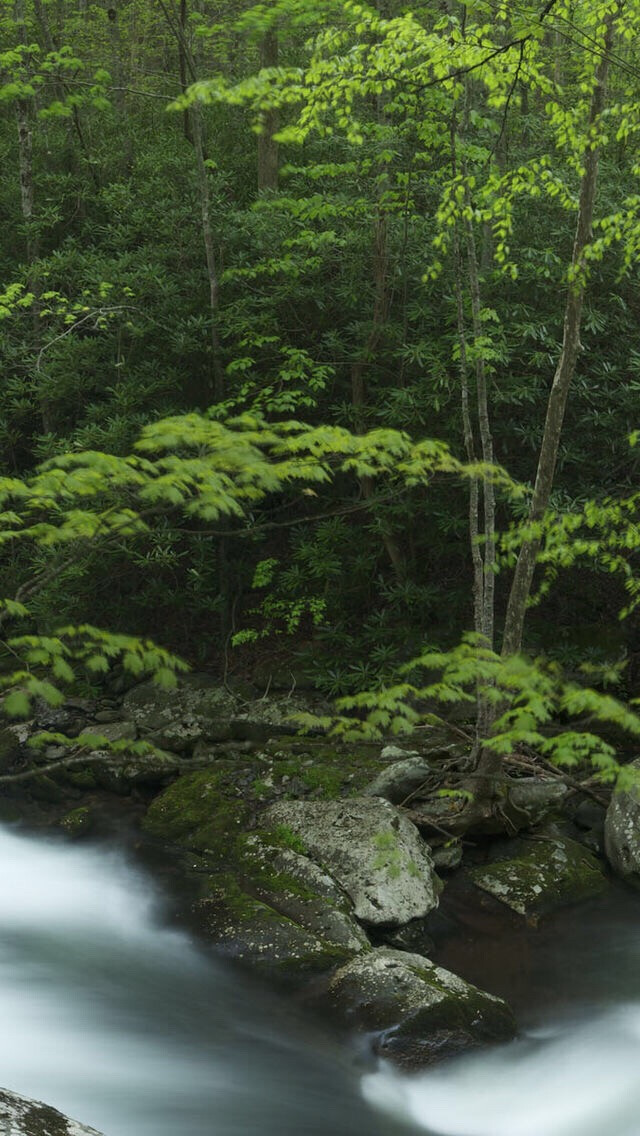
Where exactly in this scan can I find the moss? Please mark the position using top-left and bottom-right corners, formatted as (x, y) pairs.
(142, 766), (248, 855)
(468, 836), (607, 917)
(59, 806), (92, 838)
(264, 738), (388, 800)
(262, 822), (307, 855)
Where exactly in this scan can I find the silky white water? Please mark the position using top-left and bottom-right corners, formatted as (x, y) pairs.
(0, 823), (402, 1136)
(2, 818), (640, 1136)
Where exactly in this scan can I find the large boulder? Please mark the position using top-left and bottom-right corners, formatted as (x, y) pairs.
(264, 798), (441, 926)
(468, 835), (607, 917)
(363, 754), (434, 805)
(144, 772), (369, 973)
(323, 948), (515, 1067)
(195, 837), (369, 974)
(0, 1089), (102, 1135)
(605, 759), (640, 881)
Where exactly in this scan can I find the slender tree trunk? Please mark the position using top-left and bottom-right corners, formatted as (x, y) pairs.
(257, 29), (279, 191)
(501, 13), (615, 658)
(178, 0), (193, 143)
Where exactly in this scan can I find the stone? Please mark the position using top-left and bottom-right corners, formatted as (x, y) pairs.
(0, 1088), (103, 1135)
(506, 777), (568, 826)
(0, 720), (33, 772)
(324, 948), (515, 1067)
(87, 721), (137, 744)
(123, 676), (238, 749)
(91, 749), (181, 794)
(431, 843), (463, 871)
(143, 766), (249, 853)
(364, 756), (433, 805)
(468, 835), (608, 917)
(195, 836), (369, 974)
(59, 806), (93, 839)
(264, 798), (441, 926)
(605, 759), (640, 881)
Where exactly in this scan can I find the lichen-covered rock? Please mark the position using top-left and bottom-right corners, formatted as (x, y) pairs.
(324, 948), (515, 1067)
(123, 676), (238, 749)
(364, 756), (433, 805)
(0, 1088), (103, 1135)
(195, 838), (369, 975)
(605, 759), (640, 881)
(123, 675), (325, 752)
(264, 798), (441, 926)
(468, 835), (607, 917)
(58, 806), (93, 839)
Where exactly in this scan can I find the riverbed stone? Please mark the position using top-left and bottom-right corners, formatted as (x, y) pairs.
(604, 759), (640, 881)
(0, 1088), (103, 1136)
(323, 948), (515, 1067)
(263, 798), (441, 926)
(468, 835), (607, 917)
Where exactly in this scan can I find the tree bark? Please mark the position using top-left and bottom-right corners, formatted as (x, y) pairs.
(501, 12), (615, 658)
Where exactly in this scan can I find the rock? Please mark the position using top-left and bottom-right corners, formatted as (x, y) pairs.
(59, 806), (93, 839)
(124, 675), (325, 752)
(574, 799), (606, 831)
(506, 777), (568, 826)
(468, 835), (608, 917)
(323, 948), (515, 1067)
(0, 720), (33, 772)
(123, 676), (238, 749)
(0, 1088), (103, 1135)
(143, 766), (249, 853)
(431, 843), (463, 871)
(364, 756), (433, 805)
(91, 748), (181, 794)
(195, 836), (369, 974)
(264, 798), (441, 926)
(90, 720), (136, 743)
(605, 760), (640, 881)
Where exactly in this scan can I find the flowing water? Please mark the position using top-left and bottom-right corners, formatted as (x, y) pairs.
(1, 820), (640, 1136)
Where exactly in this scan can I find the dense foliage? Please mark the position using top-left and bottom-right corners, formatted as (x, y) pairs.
(0, 0), (638, 794)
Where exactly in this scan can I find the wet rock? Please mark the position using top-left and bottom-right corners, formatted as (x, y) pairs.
(0, 1088), (103, 1135)
(364, 756), (433, 805)
(323, 948), (515, 1068)
(123, 676), (238, 748)
(605, 760), (640, 882)
(195, 836), (369, 974)
(91, 748), (181, 794)
(59, 806), (93, 839)
(468, 835), (607, 917)
(264, 798), (441, 927)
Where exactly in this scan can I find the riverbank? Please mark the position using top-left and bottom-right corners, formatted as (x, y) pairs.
(0, 671), (634, 1072)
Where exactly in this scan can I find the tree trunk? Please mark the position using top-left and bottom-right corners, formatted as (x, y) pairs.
(257, 29), (279, 191)
(501, 12), (615, 658)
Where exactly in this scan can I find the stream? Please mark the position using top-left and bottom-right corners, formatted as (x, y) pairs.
(1, 821), (640, 1136)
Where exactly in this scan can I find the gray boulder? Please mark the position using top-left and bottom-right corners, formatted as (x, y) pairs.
(0, 1088), (102, 1135)
(193, 836), (369, 973)
(364, 755), (433, 805)
(468, 835), (607, 917)
(124, 675), (322, 752)
(324, 948), (515, 1067)
(506, 777), (568, 825)
(264, 798), (441, 926)
(605, 760), (640, 881)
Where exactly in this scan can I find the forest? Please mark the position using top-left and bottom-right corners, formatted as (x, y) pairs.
(1, 1), (640, 1135)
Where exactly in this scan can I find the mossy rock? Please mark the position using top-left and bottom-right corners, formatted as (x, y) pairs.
(59, 806), (93, 839)
(468, 835), (608, 917)
(0, 1088), (103, 1135)
(323, 948), (515, 1068)
(195, 873), (360, 977)
(142, 766), (248, 855)
(256, 738), (392, 801)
